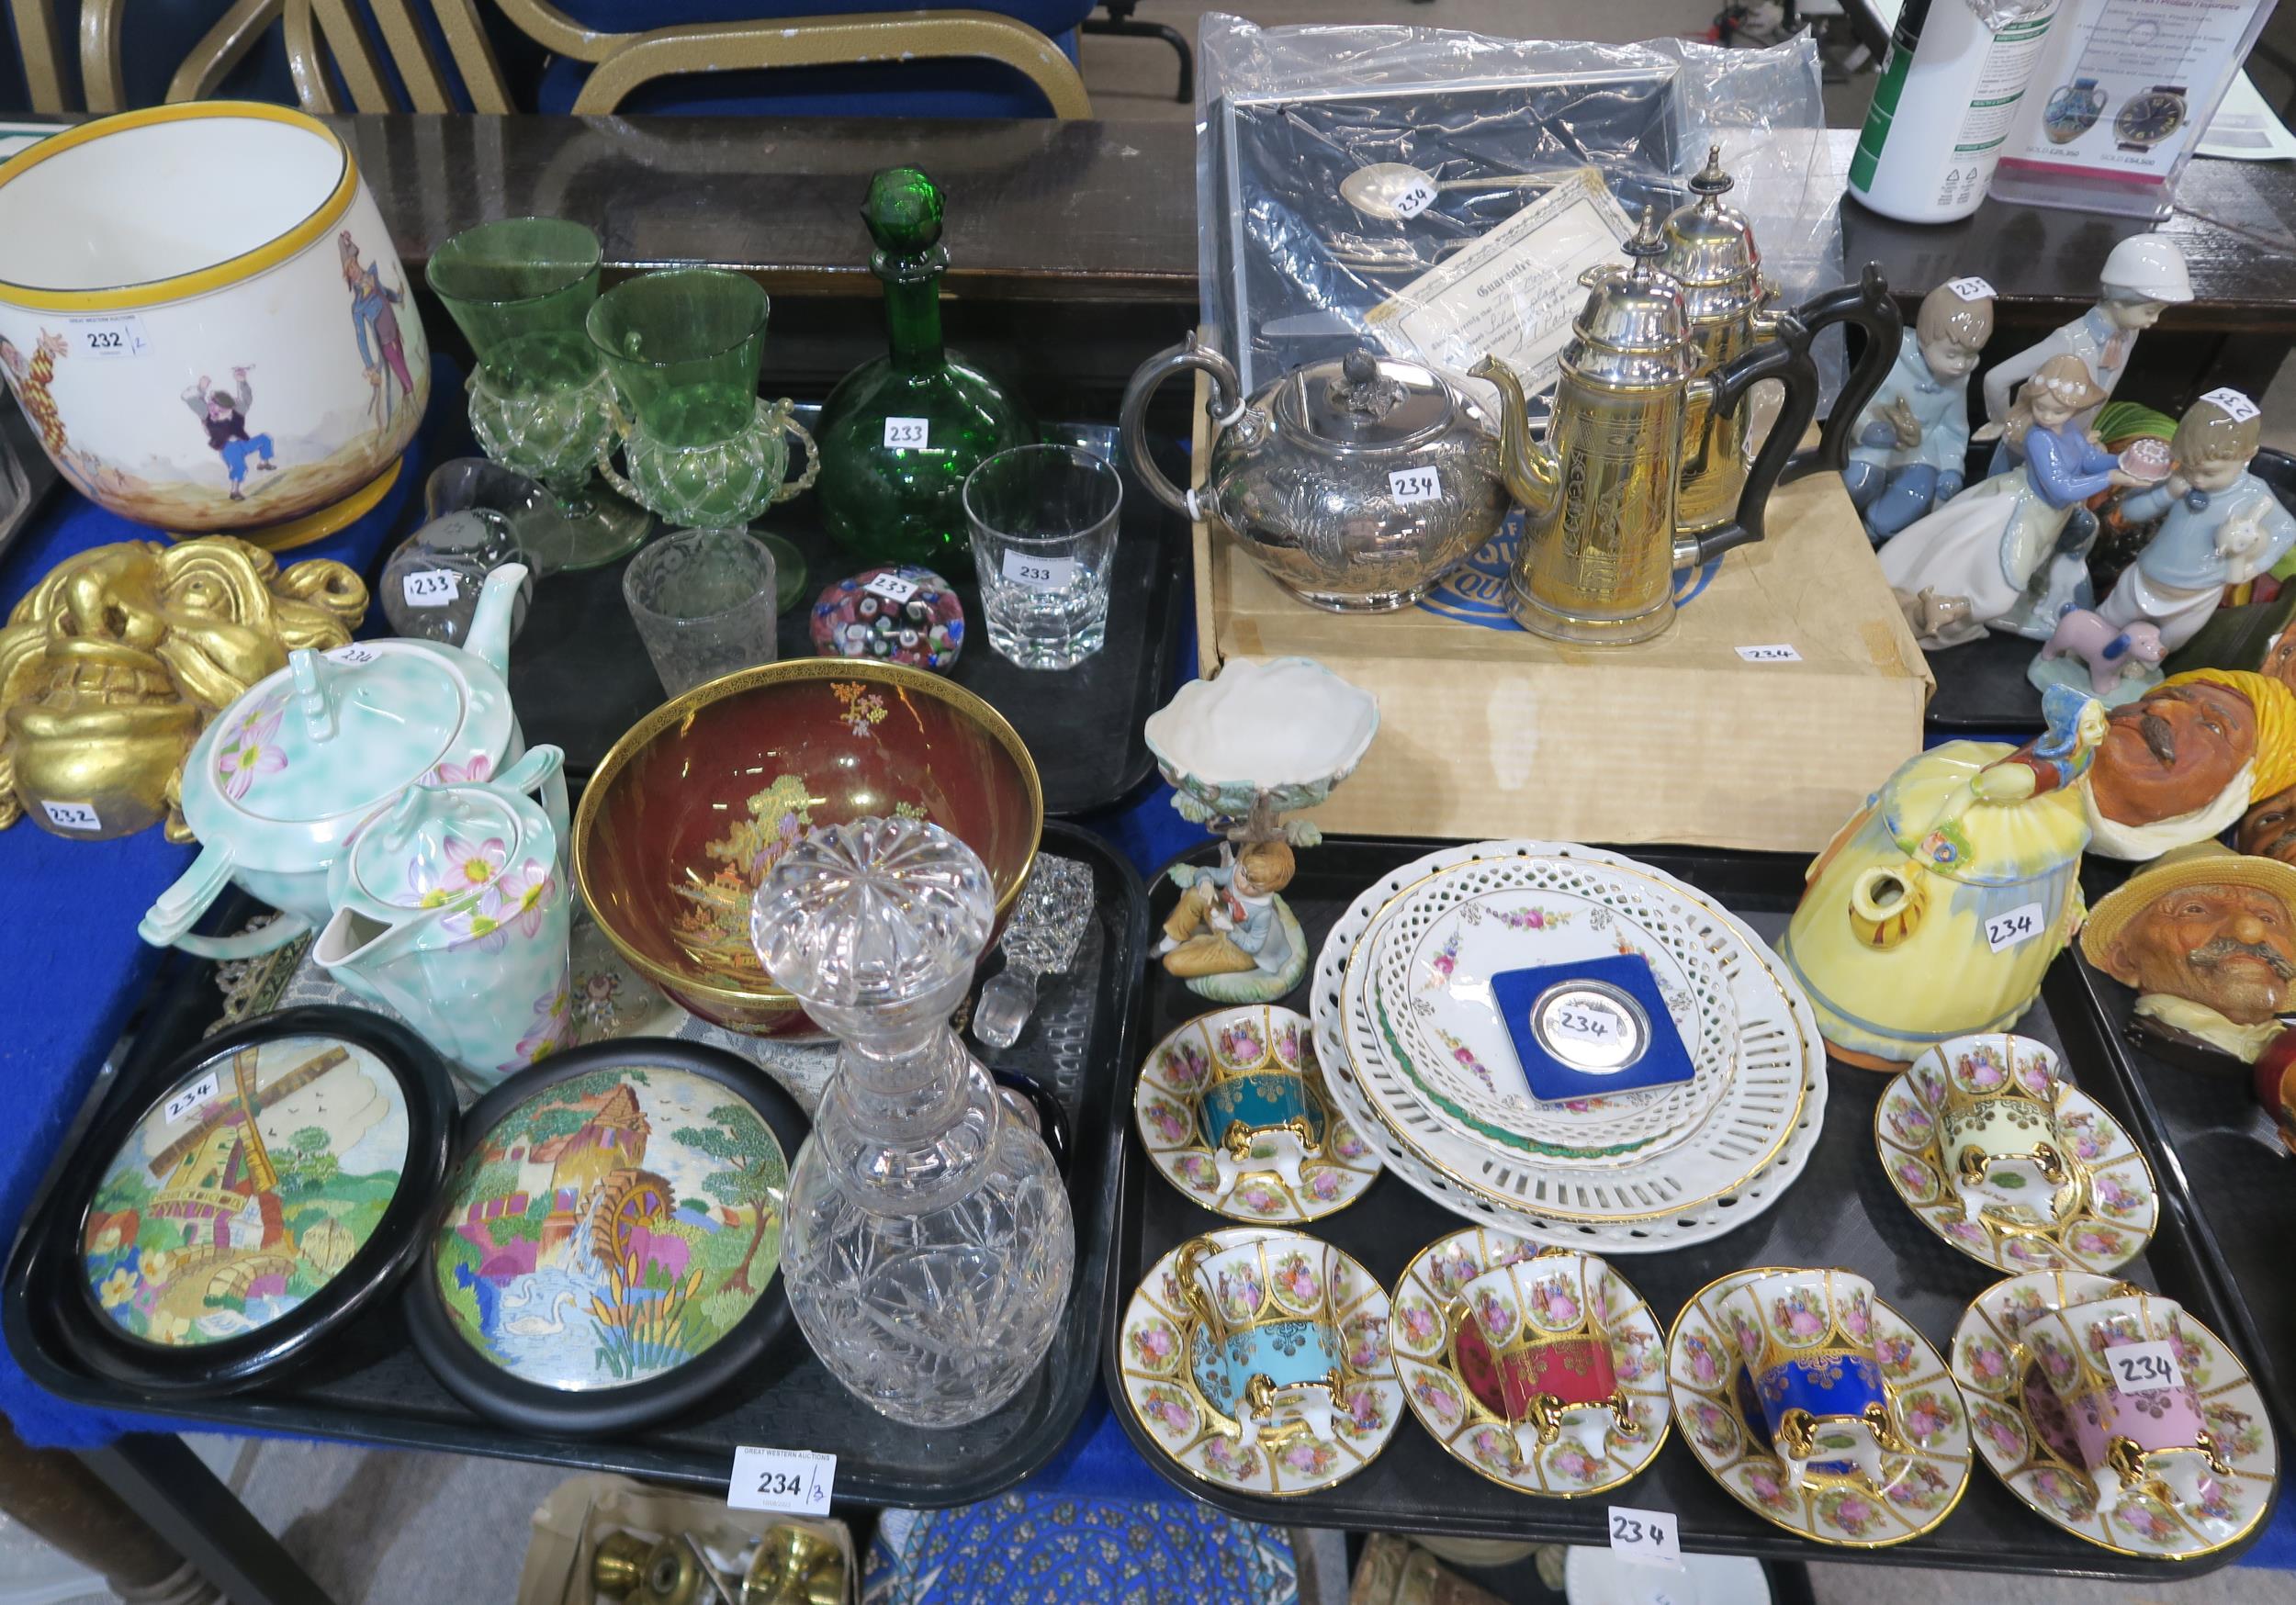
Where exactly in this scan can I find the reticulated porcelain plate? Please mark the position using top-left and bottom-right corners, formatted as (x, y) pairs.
(1875, 1057), (2156, 1275)
(1669, 1268), (1973, 1549)
(1953, 1272), (2278, 1560)
(1312, 843), (1826, 1251)
(1363, 864), (1736, 1158)
(1389, 1230), (1671, 1498)
(1116, 1227), (1403, 1498)
(1133, 1005), (1382, 1224)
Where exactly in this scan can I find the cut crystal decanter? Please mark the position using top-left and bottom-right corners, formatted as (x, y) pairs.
(752, 818), (1075, 1427)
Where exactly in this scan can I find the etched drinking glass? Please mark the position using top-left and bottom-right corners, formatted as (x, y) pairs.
(621, 526), (780, 697)
(426, 218), (649, 569)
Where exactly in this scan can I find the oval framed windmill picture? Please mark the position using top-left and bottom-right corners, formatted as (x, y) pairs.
(405, 1039), (808, 1435)
(24, 1007), (456, 1396)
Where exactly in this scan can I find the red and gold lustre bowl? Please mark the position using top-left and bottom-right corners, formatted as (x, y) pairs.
(573, 658), (1041, 1036)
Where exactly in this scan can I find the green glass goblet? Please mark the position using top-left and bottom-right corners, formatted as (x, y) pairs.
(586, 268), (817, 532)
(426, 217), (650, 569)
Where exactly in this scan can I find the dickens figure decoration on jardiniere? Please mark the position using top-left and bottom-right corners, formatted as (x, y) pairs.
(1848, 279), (1994, 544)
(2081, 842), (2296, 1065)
(1144, 658), (1378, 1004)
(0, 537), (366, 841)
(2083, 669), (2296, 861)
(1781, 683), (2106, 1071)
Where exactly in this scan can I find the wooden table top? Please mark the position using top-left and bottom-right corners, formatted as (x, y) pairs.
(340, 116), (2296, 325)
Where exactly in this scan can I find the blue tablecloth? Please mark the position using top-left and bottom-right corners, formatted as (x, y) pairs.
(2, 392), (2290, 1573)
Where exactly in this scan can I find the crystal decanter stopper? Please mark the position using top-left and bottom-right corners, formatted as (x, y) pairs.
(752, 817), (1075, 1426)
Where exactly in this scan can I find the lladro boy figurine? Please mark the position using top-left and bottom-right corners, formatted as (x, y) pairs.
(1848, 278), (1993, 543)
(2092, 389), (2296, 654)
(1980, 235), (2192, 472)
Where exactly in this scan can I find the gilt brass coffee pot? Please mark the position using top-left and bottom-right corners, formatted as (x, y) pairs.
(1473, 209), (1818, 645)
(1660, 149), (1902, 538)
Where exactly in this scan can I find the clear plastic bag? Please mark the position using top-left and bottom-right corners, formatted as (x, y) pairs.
(1194, 16), (1848, 403)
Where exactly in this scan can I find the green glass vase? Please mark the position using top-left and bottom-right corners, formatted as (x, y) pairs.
(815, 168), (1033, 570)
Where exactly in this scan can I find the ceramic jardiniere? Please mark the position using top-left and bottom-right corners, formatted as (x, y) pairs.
(1934, 1035), (2077, 1224)
(1178, 1235), (1354, 1451)
(2020, 1290), (2231, 1508)
(311, 746), (572, 1090)
(0, 103), (430, 541)
(138, 564), (563, 961)
(1450, 1251), (1641, 1468)
(1719, 1269), (1904, 1488)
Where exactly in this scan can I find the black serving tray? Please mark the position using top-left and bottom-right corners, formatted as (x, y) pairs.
(1106, 835), (2274, 1576)
(7, 822), (1150, 1510)
(507, 422), (1187, 819)
(2058, 892), (2296, 1450)
(1923, 448), (2296, 735)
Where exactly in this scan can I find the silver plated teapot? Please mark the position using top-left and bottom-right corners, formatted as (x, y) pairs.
(1120, 340), (1510, 612)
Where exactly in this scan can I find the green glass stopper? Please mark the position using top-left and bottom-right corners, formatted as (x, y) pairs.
(861, 168), (945, 264)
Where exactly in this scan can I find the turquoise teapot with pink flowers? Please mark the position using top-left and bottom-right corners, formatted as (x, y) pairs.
(139, 564), (565, 961)
(312, 745), (573, 1090)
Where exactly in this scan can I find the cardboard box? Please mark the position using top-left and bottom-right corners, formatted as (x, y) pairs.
(1191, 455), (1933, 856)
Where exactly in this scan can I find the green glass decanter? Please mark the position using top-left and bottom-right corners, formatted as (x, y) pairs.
(815, 167), (1033, 569)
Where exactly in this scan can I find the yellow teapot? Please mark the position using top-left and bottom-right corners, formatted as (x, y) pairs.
(1780, 685), (2107, 1070)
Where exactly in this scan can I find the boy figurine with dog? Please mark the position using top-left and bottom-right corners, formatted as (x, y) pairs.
(2032, 390), (2291, 704)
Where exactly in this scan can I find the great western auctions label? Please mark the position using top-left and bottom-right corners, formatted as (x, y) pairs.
(728, 1446), (835, 1515)
(66, 314), (150, 360)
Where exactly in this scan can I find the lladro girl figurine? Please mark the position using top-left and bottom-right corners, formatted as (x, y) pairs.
(1847, 279), (1993, 543)
(1881, 356), (2146, 642)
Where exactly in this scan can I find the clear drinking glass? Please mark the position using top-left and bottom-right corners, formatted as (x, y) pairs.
(620, 526), (779, 697)
(962, 443), (1121, 669)
(752, 818), (1075, 1427)
(425, 218), (650, 569)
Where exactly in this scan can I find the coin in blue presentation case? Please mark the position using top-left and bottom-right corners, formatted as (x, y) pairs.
(1487, 952), (1694, 1105)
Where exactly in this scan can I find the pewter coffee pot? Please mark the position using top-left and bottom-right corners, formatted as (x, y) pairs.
(1119, 341), (1510, 612)
(1660, 149), (1901, 537)
(1473, 210), (1819, 646)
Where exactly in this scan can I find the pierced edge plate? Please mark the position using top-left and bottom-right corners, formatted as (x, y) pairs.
(1952, 1271), (2279, 1561)
(1343, 865), (1806, 1216)
(1367, 869), (1738, 1153)
(1388, 1229), (1671, 1498)
(1132, 1005), (1383, 1224)
(1114, 1226), (1404, 1498)
(1874, 1075), (2159, 1274)
(1310, 844), (1827, 1250)
(1668, 1268), (1973, 1549)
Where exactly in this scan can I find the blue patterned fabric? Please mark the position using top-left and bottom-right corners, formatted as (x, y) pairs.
(861, 1492), (1297, 1605)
